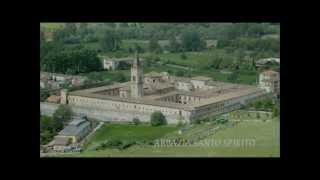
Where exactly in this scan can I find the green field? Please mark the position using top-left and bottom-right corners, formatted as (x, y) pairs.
(40, 23), (65, 32)
(85, 123), (177, 150)
(53, 115), (279, 157)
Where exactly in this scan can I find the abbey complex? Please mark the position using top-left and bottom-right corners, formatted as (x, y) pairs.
(41, 53), (276, 124)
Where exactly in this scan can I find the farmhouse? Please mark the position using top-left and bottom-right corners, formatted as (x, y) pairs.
(53, 52), (269, 124)
(102, 57), (134, 70)
(52, 116), (91, 151)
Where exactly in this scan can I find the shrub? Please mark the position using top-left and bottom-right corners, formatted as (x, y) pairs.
(180, 53), (187, 60)
(104, 139), (123, 149)
(272, 106), (279, 118)
(120, 141), (136, 150)
(150, 111), (167, 126)
(191, 119), (203, 124)
(132, 118), (141, 125)
(216, 118), (228, 124)
(176, 120), (184, 128)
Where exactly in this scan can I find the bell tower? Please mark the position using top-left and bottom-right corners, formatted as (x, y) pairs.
(131, 52), (144, 98)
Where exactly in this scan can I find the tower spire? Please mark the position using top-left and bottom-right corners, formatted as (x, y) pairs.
(131, 51), (144, 98)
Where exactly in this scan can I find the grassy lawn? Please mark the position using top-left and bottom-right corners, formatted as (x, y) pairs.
(53, 115), (279, 157)
(198, 120), (280, 157)
(85, 123), (177, 149)
(40, 23), (65, 32)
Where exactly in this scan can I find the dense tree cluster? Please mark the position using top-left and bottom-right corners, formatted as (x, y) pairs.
(218, 37), (279, 54)
(46, 22), (279, 45)
(40, 42), (102, 74)
(246, 98), (277, 111)
(181, 31), (206, 51)
(99, 30), (122, 52)
(148, 38), (162, 53)
(103, 23), (278, 40)
(40, 105), (73, 145)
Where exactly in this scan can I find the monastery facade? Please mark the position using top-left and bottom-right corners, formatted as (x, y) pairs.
(60, 53), (268, 124)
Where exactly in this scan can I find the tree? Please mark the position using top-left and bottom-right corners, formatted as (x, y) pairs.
(181, 31), (206, 51)
(40, 130), (53, 145)
(112, 72), (127, 82)
(87, 72), (105, 82)
(272, 106), (279, 118)
(180, 52), (187, 60)
(40, 31), (45, 43)
(64, 23), (78, 36)
(227, 71), (238, 83)
(40, 115), (54, 132)
(78, 23), (88, 37)
(41, 45), (102, 74)
(132, 118), (140, 125)
(175, 70), (185, 77)
(169, 36), (181, 52)
(149, 38), (162, 53)
(99, 30), (122, 52)
(133, 43), (144, 53)
(150, 111), (167, 126)
(176, 120), (184, 128)
(53, 104), (73, 127)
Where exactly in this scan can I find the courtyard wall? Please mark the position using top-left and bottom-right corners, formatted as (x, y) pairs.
(40, 102), (183, 124)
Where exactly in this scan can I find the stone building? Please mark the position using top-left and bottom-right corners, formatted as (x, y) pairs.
(103, 59), (119, 70)
(259, 70), (280, 96)
(49, 53), (269, 124)
(102, 57), (133, 70)
(52, 116), (91, 151)
(40, 72), (87, 89)
(130, 53), (144, 98)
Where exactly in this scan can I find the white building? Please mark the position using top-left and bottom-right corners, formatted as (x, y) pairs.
(103, 59), (119, 70)
(190, 76), (211, 89)
(259, 70), (280, 95)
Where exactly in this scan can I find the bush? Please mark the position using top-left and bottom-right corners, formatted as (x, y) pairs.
(176, 120), (184, 128)
(98, 139), (122, 150)
(193, 119), (201, 124)
(132, 118), (141, 125)
(53, 104), (73, 126)
(180, 53), (187, 60)
(150, 111), (167, 126)
(256, 113), (260, 119)
(175, 70), (185, 77)
(120, 141), (136, 150)
(96, 139), (136, 150)
(216, 118), (228, 124)
(272, 106), (279, 118)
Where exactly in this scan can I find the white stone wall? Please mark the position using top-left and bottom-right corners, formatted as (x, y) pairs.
(67, 96), (190, 123)
(190, 80), (207, 89)
(176, 82), (193, 91)
(40, 102), (185, 124)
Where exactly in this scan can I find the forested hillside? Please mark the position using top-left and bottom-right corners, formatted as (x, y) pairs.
(40, 23), (280, 84)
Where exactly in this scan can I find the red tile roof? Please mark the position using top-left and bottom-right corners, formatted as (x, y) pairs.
(262, 70), (279, 76)
(46, 95), (61, 103)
